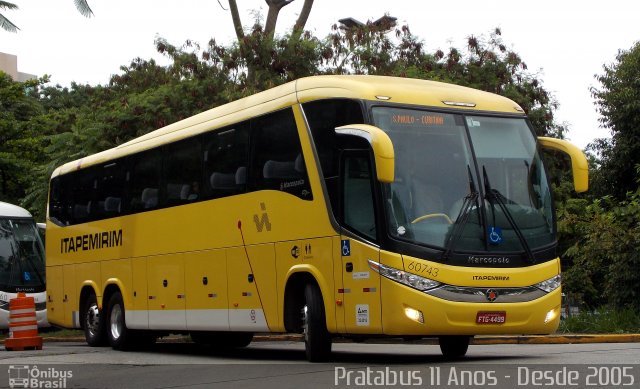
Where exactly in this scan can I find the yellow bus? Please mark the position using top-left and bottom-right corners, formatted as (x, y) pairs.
(46, 75), (587, 361)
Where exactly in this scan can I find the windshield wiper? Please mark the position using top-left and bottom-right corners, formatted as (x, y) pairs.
(482, 166), (535, 264)
(442, 166), (479, 261)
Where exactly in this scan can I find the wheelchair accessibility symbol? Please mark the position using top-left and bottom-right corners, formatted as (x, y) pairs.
(341, 240), (351, 256)
(488, 227), (503, 245)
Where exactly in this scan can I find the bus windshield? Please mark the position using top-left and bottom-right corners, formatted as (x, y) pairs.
(0, 218), (46, 293)
(372, 107), (554, 256)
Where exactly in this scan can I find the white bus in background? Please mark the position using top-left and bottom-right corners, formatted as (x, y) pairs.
(0, 201), (47, 328)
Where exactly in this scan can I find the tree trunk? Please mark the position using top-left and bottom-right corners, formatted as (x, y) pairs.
(264, 0), (294, 38)
(228, 0), (244, 40)
(293, 0), (314, 33)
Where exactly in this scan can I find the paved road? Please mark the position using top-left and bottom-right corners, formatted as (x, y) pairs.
(1, 341), (639, 388)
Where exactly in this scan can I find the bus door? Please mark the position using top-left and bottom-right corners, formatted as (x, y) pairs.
(339, 152), (382, 333)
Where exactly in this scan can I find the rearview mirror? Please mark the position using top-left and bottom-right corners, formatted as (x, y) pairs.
(538, 137), (588, 193)
(335, 124), (395, 183)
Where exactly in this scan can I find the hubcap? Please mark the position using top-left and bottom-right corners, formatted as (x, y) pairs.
(86, 303), (100, 337)
(110, 303), (123, 340)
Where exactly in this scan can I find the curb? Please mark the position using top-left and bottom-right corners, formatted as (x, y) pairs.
(4, 333), (639, 345)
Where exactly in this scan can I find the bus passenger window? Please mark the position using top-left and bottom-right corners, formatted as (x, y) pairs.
(129, 150), (161, 212)
(164, 137), (202, 205)
(96, 160), (128, 218)
(251, 109), (312, 200)
(203, 123), (249, 200)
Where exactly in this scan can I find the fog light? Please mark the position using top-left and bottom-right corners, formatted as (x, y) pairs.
(404, 306), (424, 324)
(544, 308), (559, 324)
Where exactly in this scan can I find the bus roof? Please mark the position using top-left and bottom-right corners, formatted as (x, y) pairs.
(0, 201), (33, 218)
(51, 75), (524, 177)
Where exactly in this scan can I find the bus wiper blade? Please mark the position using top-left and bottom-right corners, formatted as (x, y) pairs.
(482, 166), (535, 264)
(442, 166), (479, 261)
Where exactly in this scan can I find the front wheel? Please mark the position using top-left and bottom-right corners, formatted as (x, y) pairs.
(439, 335), (471, 359)
(106, 291), (133, 350)
(302, 283), (332, 362)
(83, 294), (107, 347)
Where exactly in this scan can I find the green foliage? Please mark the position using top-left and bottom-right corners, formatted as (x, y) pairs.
(0, 72), (47, 208)
(558, 307), (640, 334)
(558, 182), (640, 310)
(589, 41), (640, 199)
(0, 1), (19, 32)
(322, 25), (561, 137)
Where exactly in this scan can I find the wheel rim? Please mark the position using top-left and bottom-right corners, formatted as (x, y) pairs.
(110, 303), (123, 340)
(302, 305), (309, 343)
(85, 303), (100, 337)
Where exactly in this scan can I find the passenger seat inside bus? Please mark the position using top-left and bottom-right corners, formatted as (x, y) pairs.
(141, 188), (158, 209)
(104, 196), (121, 214)
(262, 154), (305, 179)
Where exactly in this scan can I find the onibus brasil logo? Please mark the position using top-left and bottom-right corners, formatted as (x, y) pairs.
(8, 365), (72, 388)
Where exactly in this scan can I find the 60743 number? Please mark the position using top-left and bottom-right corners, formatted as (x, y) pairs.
(406, 261), (439, 277)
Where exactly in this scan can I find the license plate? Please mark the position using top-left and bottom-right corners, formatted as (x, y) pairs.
(476, 311), (506, 325)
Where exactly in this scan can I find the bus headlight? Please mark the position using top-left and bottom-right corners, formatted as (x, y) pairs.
(534, 275), (561, 293)
(368, 260), (440, 292)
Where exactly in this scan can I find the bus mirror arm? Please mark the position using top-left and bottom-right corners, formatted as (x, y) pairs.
(335, 124), (395, 183)
(537, 137), (589, 193)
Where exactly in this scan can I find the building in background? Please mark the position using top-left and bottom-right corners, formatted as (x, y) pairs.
(0, 52), (36, 81)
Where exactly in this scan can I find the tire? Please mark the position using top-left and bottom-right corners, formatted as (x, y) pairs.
(83, 294), (107, 347)
(439, 335), (471, 359)
(106, 291), (133, 350)
(302, 283), (332, 362)
(191, 331), (253, 348)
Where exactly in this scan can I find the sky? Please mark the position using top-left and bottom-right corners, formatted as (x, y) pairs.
(1, 0), (637, 149)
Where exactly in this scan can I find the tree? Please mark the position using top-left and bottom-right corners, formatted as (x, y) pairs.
(0, 72), (46, 205)
(0, 1), (18, 32)
(589, 41), (640, 199)
(323, 24), (561, 137)
(226, 0), (314, 82)
(0, 0), (92, 32)
(73, 0), (94, 18)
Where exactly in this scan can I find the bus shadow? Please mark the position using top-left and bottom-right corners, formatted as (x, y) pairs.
(132, 341), (535, 365)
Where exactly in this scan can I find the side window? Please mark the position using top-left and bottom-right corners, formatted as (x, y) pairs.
(203, 123), (249, 200)
(164, 137), (203, 205)
(95, 160), (128, 219)
(302, 99), (364, 179)
(302, 99), (364, 216)
(70, 168), (97, 224)
(129, 149), (162, 212)
(342, 154), (376, 241)
(49, 176), (66, 225)
(250, 109), (312, 200)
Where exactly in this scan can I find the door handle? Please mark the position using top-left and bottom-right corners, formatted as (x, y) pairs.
(345, 262), (353, 272)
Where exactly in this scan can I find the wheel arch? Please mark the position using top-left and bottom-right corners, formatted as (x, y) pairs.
(283, 266), (335, 333)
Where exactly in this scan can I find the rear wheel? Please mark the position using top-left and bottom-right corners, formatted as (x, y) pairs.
(83, 294), (107, 347)
(107, 291), (134, 350)
(302, 283), (331, 362)
(439, 335), (471, 359)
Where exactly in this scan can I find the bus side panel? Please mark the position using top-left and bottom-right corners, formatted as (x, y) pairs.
(128, 257), (148, 329)
(185, 249), (229, 331)
(46, 265), (64, 327)
(339, 237), (382, 334)
(100, 258), (132, 310)
(76, 261), (101, 300)
(62, 264), (78, 328)
(226, 246), (270, 331)
(147, 253), (186, 330)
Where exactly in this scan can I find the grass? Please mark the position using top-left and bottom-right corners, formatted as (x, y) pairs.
(0, 327), (83, 340)
(558, 307), (640, 334)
